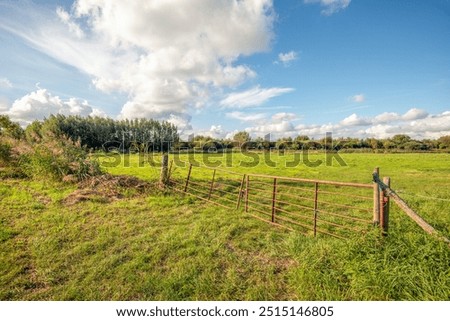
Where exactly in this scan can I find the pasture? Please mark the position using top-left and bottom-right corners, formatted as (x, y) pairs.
(0, 152), (449, 300)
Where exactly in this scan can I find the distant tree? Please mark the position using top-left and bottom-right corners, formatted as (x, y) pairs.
(295, 135), (310, 141)
(368, 138), (383, 150)
(437, 135), (450, 149)
(276, 137), (293, 150)
(383, 140), (396, 150)
(233, 131), (250, 147)
(391, 134), (411, 149)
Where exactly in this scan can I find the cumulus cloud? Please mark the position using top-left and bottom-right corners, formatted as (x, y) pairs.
(237, 108), (450, 140)
(0, 78), (13, 89)
(56, 6), (84, 39)
(402, 108), (428, 120)
(351, 93), (365, 103)
(220, 86), (294, 108)
(304, 0), (351, 16)
(340, 113), (371, 126)
(4, 88), (106, 125)
(0, 0), (276, 133)
(194, 125), (226, 139)
(276, 51), (298, 66)
(373, 112), (400, 124)
(245, 120), (295, 138)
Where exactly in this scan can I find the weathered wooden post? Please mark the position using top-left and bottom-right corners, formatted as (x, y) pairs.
(373, 167), (380, 225)
(184, 163), (193, 193)
(167, 159), (174, 181)
(380, 177), (390, 235)
(160, 154), (169, 187)
(271, 178), (277, 222)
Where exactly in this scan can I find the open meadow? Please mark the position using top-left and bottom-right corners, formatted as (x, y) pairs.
(1, 152), (449, 300)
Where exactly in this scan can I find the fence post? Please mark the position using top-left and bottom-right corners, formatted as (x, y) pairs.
(381, 177), (390, 235)
(208, 169), (216, 200)
(245, 175), (249, 212)
(373, 167), (380, 225)
(167, 159), (174, 181)
(184, 163), (193, 193)
(271, 178), (277, 222)
(236, 174), (246, 209)
(160, 154), (169, 187)
(313, 182), (319, 237)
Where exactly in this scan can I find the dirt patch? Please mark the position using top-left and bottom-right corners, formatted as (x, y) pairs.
(63, 174), (155, 205)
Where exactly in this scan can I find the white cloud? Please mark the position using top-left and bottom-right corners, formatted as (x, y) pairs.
(277, 51), (298, 66)
(220, 86), (294, 108)
(0, 0), (275, 132)
(240, 109), (450, 140)
(340, 113), (370, 126)
(5, 88), (106, 125)
(373, 112), (400, 124)
(56, 7), (84, 39)
(351, 93), (365, 103)
(0, 78), (13, 89)
(271, 112), (298, 121)
(226, 111), (267, 122)
(245, 121), (295, 138)
(195, 125), (226, 139)
(304, 0), (351, 16)
(402, 108), (428, 120)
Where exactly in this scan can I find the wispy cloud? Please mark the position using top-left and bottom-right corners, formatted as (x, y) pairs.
(0, 77), (13, 89)
(226, 111), (267, 122)
(220, 86), (295, 108)
(276, 51), (298, 66)
(351, 93), (365, 103)
(304, 0), (351, 16)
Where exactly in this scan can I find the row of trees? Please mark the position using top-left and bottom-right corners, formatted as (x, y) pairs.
(175, 132), (450, 152)
(25, 115), (179, 152)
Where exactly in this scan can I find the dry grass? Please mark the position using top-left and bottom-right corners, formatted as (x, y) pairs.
(63, 174), (155, 205)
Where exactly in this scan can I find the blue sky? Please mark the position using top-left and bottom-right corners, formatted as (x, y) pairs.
(0, 0), (449, 139)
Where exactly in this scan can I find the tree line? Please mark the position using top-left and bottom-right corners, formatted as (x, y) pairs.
(175, 131), (450, 152)
(24, 115), (179, 152)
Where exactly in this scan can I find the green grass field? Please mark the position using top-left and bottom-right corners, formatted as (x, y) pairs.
(1, 152), (449, 300)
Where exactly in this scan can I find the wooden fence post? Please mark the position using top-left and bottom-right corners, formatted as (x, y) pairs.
(271, 178), (277, 222)
(184, 163), (193, 193)
(167, 159), (174, 181)
(373, 167), (380, 225)
(245, 175), (249, 212)
(208, 169), (216, 200)
(236, 174), (246, 209)
(160, 154), (169, 187)
(313, 182), (319, 237)
(381, 177), (390, 235)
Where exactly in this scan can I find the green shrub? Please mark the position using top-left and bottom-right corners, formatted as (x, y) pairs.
(18, 134), (102, 181)
(0, 141), (11, 166)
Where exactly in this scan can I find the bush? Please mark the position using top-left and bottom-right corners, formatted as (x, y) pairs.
(19, 134), (102, 181)
(0, 114), (102, 182)
(0, 141), (11, 166)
